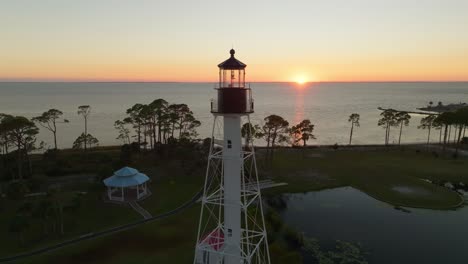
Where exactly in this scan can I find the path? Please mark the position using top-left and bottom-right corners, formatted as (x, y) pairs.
(129, 201), (152, 219)
(245, 180), (288, 190)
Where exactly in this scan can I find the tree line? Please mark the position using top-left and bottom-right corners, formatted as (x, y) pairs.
(0, 99), (201, 180)
(113, 99), (201, 150)
(379, 107), (468, 155)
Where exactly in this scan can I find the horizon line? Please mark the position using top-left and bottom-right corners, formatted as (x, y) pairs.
(1, 80), (468, 84)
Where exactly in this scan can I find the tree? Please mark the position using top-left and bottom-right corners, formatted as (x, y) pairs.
(453, 107), (468, 156)
(125, 104), (145, 148)
(395, 111), (411, 145)
(432, 117), (444, 144)
(114, 120), (131, 145)
(290, 119), (315, 146)
(77, 105), (91, 151)
(435, 112), (456, 149)
(138, 104), (154, 149)
(418, 115), (437, 145)
(174, 104), (193, 139)
(0, 114), (13, 155)
(348, 113), (360, 145)
(241, 122), (261, 147)
(377, 109), (398, 145)
(167, 104), (182, 138)
(73, 133), (99, 149)
(180, 114), (201, 140)
(149, 99), (168, 143)
(32, 109), (69, 150)
(262, 115), (289, 149)
(0, 116), (39, 179)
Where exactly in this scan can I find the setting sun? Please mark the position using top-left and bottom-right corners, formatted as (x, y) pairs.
(294, 75), (308, 85)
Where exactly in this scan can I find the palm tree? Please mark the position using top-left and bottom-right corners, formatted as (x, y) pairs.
(348, 113), (360, 145)
(241, 122), (261, 147)
(435, 112), (456, 150)
(377, 109), (397, 145)
(395, 112), (411, 145)
(0, 116), (39, 179)
(453, 107), (468, 156)
(149, 99), (168, 144)
(290, 119), (316, 146)
(32, 109), (69, 150)
(262, 115), (289, 148)
(418, 115), (437, 145)
(77, 105), (91, 151)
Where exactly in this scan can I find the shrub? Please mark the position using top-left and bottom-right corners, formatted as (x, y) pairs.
(284, 227), (304, 249)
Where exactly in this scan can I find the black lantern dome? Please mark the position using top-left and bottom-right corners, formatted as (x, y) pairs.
(211, 49), (253, 114)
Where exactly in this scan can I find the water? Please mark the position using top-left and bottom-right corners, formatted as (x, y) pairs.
(0, 82), (467, 149)
(280, 187), (468, 264)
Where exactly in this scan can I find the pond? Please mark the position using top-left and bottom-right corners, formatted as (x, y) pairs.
(280, 187), (468, 264)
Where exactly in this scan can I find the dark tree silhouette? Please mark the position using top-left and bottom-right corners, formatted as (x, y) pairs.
(0, 116), (38, 179)
(114, 120), (131, 145)
(418, 114), (437, 145)
(0, 113), (13, 154)
(290, 119), (316, 146)
(125, 104), (145, 148)
(262, 115), (289, 148)
(32, 109), (69, 150)
(77, 105), (91, 151)
(395, 111), (411, 145)
(348, 113), (360, 145)
(435, 112), (456, 150)
(73, 133), (99, 149)
(149, 99), (168, 143)
(241, 122), (261, 147)
(378, 109), (398, 145)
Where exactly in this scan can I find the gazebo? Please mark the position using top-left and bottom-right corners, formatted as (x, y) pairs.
(103, 167), (150, 202)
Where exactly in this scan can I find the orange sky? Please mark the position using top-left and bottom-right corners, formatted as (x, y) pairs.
(1, 1), (468, 82)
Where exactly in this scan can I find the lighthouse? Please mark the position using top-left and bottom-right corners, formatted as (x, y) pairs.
(194, 49), (271, 264)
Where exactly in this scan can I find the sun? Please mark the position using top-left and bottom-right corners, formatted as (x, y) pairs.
(294, 76), (307, 85)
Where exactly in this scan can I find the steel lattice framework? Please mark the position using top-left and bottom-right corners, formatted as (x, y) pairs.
(194, 115), (271, 264)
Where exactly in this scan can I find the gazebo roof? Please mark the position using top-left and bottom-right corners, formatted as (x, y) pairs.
(103, 167), (149, 188)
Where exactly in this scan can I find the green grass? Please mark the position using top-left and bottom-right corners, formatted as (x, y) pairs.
(3, 147), (468, 263)
(20, 206), (201, 264)
(0, 149), (205, 260)
(267, 148), (467, 209)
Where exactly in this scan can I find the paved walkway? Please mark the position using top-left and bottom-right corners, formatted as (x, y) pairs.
(245, 180), (288, 190)
(129, 201), (152, 219)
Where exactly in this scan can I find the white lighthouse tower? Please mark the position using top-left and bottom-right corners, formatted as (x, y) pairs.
(194, 49), (270, 264)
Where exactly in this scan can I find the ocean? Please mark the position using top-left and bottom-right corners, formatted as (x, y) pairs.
(0, 82), (466, 149)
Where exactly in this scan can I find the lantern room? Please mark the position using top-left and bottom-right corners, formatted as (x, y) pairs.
(218, 49), (246, 88)
(212, 49), (253, 114)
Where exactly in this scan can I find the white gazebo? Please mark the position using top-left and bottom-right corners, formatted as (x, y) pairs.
(103, 167), (150, 202)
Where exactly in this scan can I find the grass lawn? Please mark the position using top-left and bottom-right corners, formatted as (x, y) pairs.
(0, 150), (205, 260)
(20, 206), (201, 264)
(4, 147), (468, 263)
(267, 148), (467, 209)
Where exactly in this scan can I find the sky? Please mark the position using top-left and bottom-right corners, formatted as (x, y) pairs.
(1, 0), (468, 82)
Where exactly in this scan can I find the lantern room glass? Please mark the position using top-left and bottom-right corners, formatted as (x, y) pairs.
(219, 69), (245, 88)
